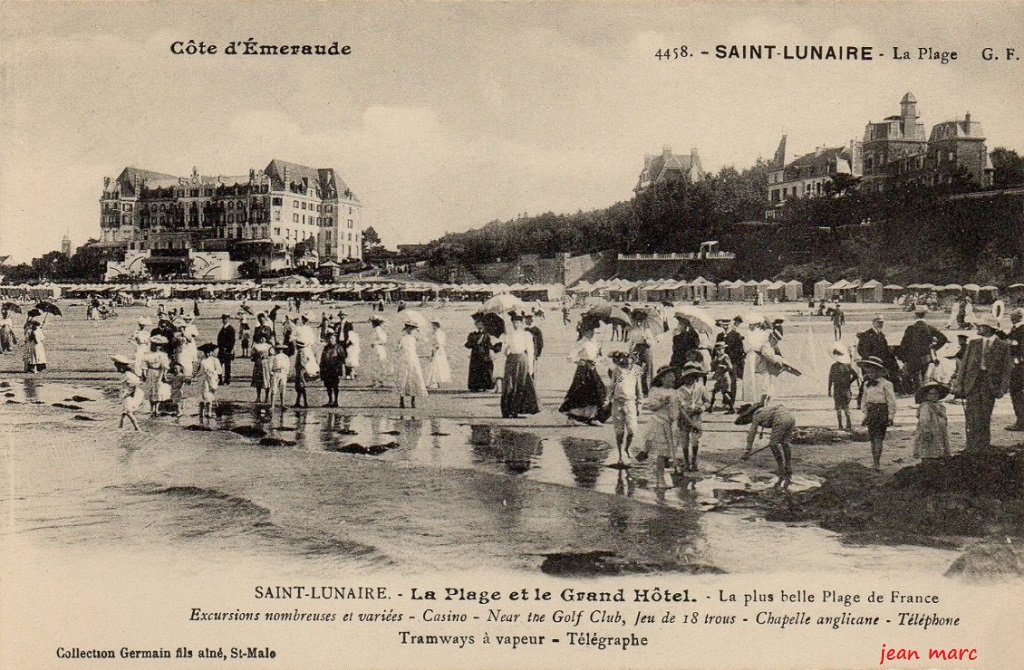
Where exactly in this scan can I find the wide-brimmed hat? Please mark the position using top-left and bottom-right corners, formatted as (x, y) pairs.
(172, 318), (187, 328)
(713, 341), (725, 349)
(734, 402), (764, 426)
(111, 354), (134, 367)
(183, 313), (194, 321)
(137, 316), (152, 326)
(609, 350), (631, 362)
(857, 356), (887, 371)
(149, 335), (168, 345)
(678, 362), (705, 382)
(915, 380), (950, 404)
(403, 318), (420, 329)
(197, 342), (218, 354)
(650, 366), (678, 388)
(274, 343), (291, 351)
(974, 314), (999, 330)
(370, 316), (386, 325)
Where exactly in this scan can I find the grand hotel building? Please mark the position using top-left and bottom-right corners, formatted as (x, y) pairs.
(100, 159), (362, 279)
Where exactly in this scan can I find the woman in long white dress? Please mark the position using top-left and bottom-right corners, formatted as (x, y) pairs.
(24, 319), (46, 373)
(177, 315), (199, 375)
(740, 317), (782, 403)
(342, 321), (361, 379)
(129, 317), (151, 374)
(369, 316), (390, 387)
(395, 320), (427, 408)
(426, 321), (453, 388)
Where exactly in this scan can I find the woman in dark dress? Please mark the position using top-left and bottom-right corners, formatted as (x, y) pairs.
(465, 317), (497, 392)
(500, 313), (540, 418)
(559, 322), (609, 424)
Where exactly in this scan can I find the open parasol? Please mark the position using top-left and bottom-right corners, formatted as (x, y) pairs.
(628, 305), (667, 332)
(2, 302), (22, 314)
(673, 306), (717, 336)
(399, 309), (431, 334)
(583, 299), (631, 327)
(480, 293), (526, 315)
(35, 301), (62, 317)
(472, 311), (506, 337)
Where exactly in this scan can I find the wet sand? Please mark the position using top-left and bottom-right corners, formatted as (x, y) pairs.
(2, 299), (1020, 576)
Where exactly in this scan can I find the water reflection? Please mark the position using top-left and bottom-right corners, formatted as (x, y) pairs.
(560, 437), (611, 488)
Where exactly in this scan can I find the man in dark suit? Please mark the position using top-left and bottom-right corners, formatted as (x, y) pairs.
(951, 315), (1012, 450)
(897, 305), (948, 392)
(217, 314), (236, 384)
(1006, 309), (1024, 432)
(670, 315), (700, 368)
(857, 314), (899, 381)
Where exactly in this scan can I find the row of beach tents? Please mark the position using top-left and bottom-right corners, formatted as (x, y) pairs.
(811, 280), (1023, 303)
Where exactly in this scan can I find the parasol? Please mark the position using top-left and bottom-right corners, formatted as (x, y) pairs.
(673, 306), (718, 336)
(628, 305), (668, 332)
(480, 293), (526, 315)
(583, 299), (632, 327)
(399, 309), (431, 333)
(472, 311), (506, 337)
(2, 302), (22, 314)
(35, 301), (62, 316)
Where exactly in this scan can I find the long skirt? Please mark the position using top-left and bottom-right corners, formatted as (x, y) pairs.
(251, 358), (272, 389)
(558, 362), (608, 421)
(0, 325), (15, 352)
(467, 351), (494, 391)
(396, 356), (428, 398)
(501, 354), (539, 417)
(644, 418), (676, 460)
(427, 349), (453, 387)
(741, 352), (772, 402)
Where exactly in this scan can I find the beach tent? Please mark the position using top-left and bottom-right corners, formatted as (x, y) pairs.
(691, 276), (715, 302)
(783, 279), (803, 301)
(813, 279), (832, 301)
(765, 280), (785, 303)
(882, 284), (905, 302)
(978, 285), (999, 301)
(939, 283), (963, 293)
(740, 280), (759, 301)
(858, 279), (884, 303)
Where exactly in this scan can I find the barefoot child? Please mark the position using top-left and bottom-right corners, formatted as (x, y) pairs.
(196, 343), (222, 419)
(858, 355), (897, 469)
(913, 380), (950, 460)
(736, 401), (797, 478)
(708, 342), (735, 413)
(165, 361), (191, 417)
(677, 362), (709, 472)
(608, 351), (643, 463)
(827, 344), (857, 431)
(269, 344), (291, 411)
(639, 367), (680, 488)
(113, 355), (142, 431)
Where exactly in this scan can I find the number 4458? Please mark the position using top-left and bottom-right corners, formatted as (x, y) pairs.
(655, 46), (690, 60)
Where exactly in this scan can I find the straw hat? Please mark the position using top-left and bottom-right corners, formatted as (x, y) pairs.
(831, 343), (851, 364)
(678, 362), (705, 382)
(734, 402), (764, 426)
(650, 366), (678, 388)
(974, 314), (999, 330)
(856, 356), (886, 371)
(149, 335), (168, 345)
(915, 380), (950, 405)
(403, 318), (420, 329)
(111, 354), (134, 367)
(183, 313), (194, 321)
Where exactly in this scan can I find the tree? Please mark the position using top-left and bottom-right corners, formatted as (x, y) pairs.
(361, 226), (385, 257)
(991, 147), (1024, 188)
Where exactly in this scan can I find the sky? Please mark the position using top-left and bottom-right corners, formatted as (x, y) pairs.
(2, 1), (1023, 262)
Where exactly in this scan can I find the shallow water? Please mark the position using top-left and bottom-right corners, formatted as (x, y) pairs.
(1, 380), (957, 576)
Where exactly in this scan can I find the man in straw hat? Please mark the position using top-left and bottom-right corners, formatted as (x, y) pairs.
(1006, 309), (1024, 432)
(951, 314), (1012, 450)
(897, 305), (948, 393)
(858, 355), (897, 469)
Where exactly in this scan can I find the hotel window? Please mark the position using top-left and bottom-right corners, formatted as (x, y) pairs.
(293, 213), (299, 223)
(274, 228), (280, 236)
(349, 206), (353, 214)
(274, 211), (280, 221)
(347, 219), (353, 228)
(293, 201), (298, 208)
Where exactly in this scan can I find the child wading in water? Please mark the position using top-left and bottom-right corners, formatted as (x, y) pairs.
(676, 362), (708, 472)
(269, 344), (291, 411)
(708, 342), (735, 413)
(608, 351), (643, 464)
(913, 380), (950, 461)
(639, 367), (680, 489)
(165, 361), (191, 417)
(857, 355), (897, 470)
(827, 344), (857, 431)
(196, 343), (222, 420)
(113, 355), (142, 431)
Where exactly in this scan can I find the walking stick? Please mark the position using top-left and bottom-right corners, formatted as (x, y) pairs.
(709, 442), (776, 476)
